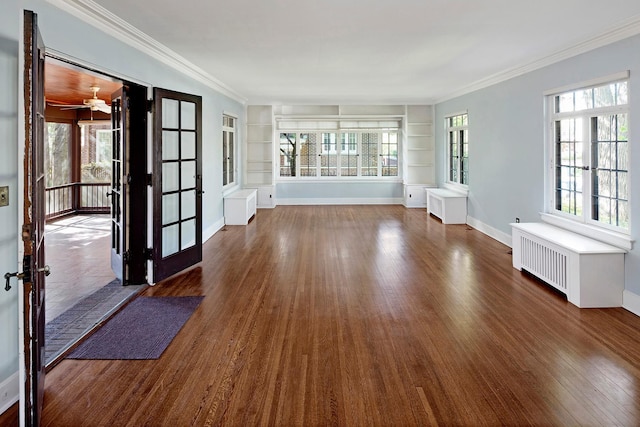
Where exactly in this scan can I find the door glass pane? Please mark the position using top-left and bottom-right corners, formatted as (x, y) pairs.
(162, 224), (179, 257)
(182, 131), (196, 159)
(181, 219), (196, 250)
(163, 131), (179, 160)
(162, 98), (179, 128)
(181, 101), (196, 130)
(162, 193), (179, 225)
(162, 162), (179, 192)
(181, 160), (196, 189)
(181, 190), (196, 219)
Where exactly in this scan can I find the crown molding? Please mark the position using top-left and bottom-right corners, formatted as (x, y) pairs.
(46, 0), (247, 104)
(436, 14), (640, 104)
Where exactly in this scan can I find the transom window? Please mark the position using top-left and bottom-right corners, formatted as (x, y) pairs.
(222, 114), (236, 187)
(446, 113), (469, 186)
(279, 130), (398, 178)
(549, 78), (629, 231)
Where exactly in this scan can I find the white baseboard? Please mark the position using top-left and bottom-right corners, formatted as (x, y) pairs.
(0, 371), (19, 415)
(203, 217), (225, 243)
(466, 215), (512, 247)
(623, 290), (640, 317)
(277, 197), (403, 206)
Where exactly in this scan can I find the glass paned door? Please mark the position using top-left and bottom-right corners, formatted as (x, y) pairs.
(153, 88), (202, 282)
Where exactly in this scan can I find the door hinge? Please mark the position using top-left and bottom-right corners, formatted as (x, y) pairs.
(123, 250), (130, 263)
(147, 99), (154, 113)
(146, 174), (153, 186)
(144, 248), (154, 260)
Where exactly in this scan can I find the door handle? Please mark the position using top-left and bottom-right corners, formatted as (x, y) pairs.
(4, 265), (50, 291)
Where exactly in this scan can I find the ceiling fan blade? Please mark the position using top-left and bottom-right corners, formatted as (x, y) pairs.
(96, 103), (112, 114)
(48, 103), (87, 108)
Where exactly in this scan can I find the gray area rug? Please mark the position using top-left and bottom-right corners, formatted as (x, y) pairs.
(67, 296), (204, 360)
(46, 279), (144, 364)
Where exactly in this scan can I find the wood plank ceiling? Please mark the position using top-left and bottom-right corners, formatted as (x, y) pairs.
(44, 58), (121, 109)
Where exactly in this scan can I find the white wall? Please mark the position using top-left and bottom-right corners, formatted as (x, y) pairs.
(434, 33), (640, 298)
(0, 0), (245, 407)
(0, 1), (20, 391)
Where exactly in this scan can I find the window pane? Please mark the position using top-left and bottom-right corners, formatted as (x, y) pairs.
(182, 132), (196, 159)
(163, 131), (179, 160)
(299, 133), (317, 177)
(381, 132), (398, 176)
(46, 122), (72, 187)
(321, 133), (337, 176)
(280, 133), (296, 177)
(162, 224), (179, 257)
(80, 123), (112, 183)
(340, 133), (358, 176)
(361, 133), (378, 176)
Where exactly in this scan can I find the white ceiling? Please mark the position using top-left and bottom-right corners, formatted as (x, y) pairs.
(89, 0), (640, 105)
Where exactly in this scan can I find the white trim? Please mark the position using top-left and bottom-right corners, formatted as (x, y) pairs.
(0, 372), (19, 414)
(543, 70), (630, 96)
(540, 213), (634, 251)
(277, 197), (403, 206)
(444, 109), (468, 119)
(466, 216), (512, 248)
(46, 0), (246, 104)
(623, 290), (640, 317)
(223, 110), (239, 119)
(203, 217), (225, 243)
(437, 15), (640, 103)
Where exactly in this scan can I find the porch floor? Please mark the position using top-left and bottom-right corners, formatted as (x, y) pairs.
(44, 215), (144, 364)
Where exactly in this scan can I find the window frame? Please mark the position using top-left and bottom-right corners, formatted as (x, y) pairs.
(222, 113), (237, 188)
(545, 73), (630, 235)
(445, 112), (469, 189)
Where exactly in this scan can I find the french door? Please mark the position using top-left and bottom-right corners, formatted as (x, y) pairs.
(22, 10), (47, 426)
(152, 88), (203, 282)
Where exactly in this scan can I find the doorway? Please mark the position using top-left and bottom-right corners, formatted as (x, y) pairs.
(41, 57), (144, 365)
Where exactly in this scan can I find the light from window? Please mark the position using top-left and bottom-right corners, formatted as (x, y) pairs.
(551, 79), (629, 230)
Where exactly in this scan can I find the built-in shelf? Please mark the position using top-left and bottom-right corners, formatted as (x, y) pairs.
(245, 105), (274, 186)
(404, 105), (435, 186)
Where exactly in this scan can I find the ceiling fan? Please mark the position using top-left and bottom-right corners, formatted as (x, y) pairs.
(48, 85), (111, 114)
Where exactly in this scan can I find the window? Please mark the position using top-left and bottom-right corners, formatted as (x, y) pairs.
(277, 129), (399, 179)
(80, 122), (112, 183)
(549, 78), (629, 231)
(446, 113), (469, 186)
(45, 122), (72, 187)
(222, 115), (236, 187)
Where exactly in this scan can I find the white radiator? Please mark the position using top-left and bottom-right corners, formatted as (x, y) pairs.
(518, 234), (568, 293)
(511, 222), (625, 308)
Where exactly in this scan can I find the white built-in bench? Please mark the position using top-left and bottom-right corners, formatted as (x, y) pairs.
(511, 222), (626, 308)
(425, 188), (467, 224)
(223, 189), (257, 225)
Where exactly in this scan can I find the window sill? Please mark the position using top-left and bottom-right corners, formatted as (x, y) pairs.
(540, 213), (634, 251)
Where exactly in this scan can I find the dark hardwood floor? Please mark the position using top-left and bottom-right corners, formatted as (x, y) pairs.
(34, 206), (640, 426)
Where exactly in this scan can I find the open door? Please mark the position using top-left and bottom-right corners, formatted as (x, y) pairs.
(152, 88), (203, 282)
(22, 10), (48, 426)
(110, 88), (126, 283)
(110, 85), (148, 285)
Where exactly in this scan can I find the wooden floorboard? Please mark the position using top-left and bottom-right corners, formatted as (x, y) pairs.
(38, 205), (640, 426)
